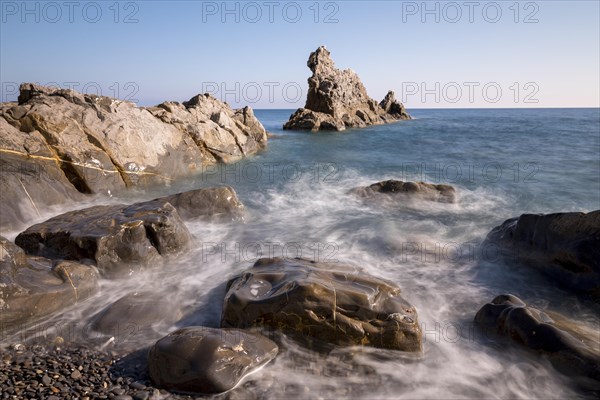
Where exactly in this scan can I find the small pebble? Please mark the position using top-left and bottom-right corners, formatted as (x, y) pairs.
(41, 375), (51, 386)
(133, 391), (149, 400)
(71, 370), (82, 380)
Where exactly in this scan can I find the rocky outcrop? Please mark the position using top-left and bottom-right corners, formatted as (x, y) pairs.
(475, 294), (600, 385)
(485, 211), (600, 302)
(13, 186), (245, 277)
(0, 236), (99, 333)
(283, 46), (411, 131)
(148, 327), (278, 394)
(351, 180), (456, 203)
(14, 201), (193, 278)
(222, 257), (422, 352)
(0, 83), (267, 230)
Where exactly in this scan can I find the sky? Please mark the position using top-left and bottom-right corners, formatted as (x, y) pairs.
(1, 0), (599, 108)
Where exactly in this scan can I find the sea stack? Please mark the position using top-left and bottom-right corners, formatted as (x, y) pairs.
(284, 46), (411, 131)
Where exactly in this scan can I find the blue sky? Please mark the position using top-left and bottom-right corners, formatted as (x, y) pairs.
(1, 0), (599, 108)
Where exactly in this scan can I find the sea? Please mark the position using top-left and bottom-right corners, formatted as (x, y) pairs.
(3, 108), (600, 399)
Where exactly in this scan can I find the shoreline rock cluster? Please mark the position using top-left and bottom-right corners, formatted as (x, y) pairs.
(284, 46), (411, 131)
(0, 83), (268, 231)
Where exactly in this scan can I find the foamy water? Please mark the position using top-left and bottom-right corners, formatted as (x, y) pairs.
(3, 109), (599, 398)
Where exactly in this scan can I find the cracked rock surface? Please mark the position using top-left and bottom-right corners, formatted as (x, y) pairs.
(0, 83), (267, 230)
(221, 257), (422, 352)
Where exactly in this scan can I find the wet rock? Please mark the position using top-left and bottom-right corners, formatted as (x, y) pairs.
(350, 180), (456, 203)
(222, 257), (422, 352)
(90, 292), (183, 341)
(0, 115), (85, 231)
(146, 186), (244, 221)
(1, 83), (267, 230)
(485, 211), (600, 302)
(148, 326), (278, 394)
(284, 46), (411, 131)
(475, 294), (600, 385)
(0, 236), (99, 333)
(14, 200), (192, 278)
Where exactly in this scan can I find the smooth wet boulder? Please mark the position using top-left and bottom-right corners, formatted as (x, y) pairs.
(283, 46), (411, 131)
(0, 83), (267, 230)
(90, 291), (183, 341)
(14, 201), (192, 278)
(222, 257), (422, 352)
(146, 186), (244, 221)
(0, 236), (99, 332)
(475, 294), (600, 384)
(148, 326), (278, 394)
(350, 180), (457, 203)
(485, 211), (600, 301)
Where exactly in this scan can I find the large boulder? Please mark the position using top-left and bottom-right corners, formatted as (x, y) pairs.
(485, 211), (600, 302)
(350, 180), (456, 203)
(0, 236), (99, 333)
(14, 201), (192, 278)
(0, 83), (267, 230)
(222, 257), (422, 352)
(148, 326), (278, 394)
(283, 46), (411, 131)
(475, 294), (600, 385)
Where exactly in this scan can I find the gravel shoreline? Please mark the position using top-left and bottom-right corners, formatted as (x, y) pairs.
(0, 343), (195, 400)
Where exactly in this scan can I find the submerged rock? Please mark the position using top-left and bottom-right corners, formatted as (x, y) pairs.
(351, 180), (456, 203)
(14, 201), (192, 278)
(222, 257), (422, 352)
(90, 291), (183, 343)
(148, 326), (278, 394)
(475, 294), (600, 385)
(485, 211), (600, 302)
(0, 83), (267, 230)
(0, 236), (99, 333)
(283, 46), (411, 131)
(146, 186), (244, 221)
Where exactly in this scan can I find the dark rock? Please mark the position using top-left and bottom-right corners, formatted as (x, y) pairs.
(146, 186), (244, 221)
(14, 200), (192, 278)
(222, 257), (422, 352)
(350, 180), (456, 203)
(90, 291), (183, 341)
(485, 211), (600, 301)
(148, 326), (278, 394)
(284, 46), (411, 131)
(475, 294), (600, 385)
(1, 83), (267, 230)
(0, 236), (99, 333)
